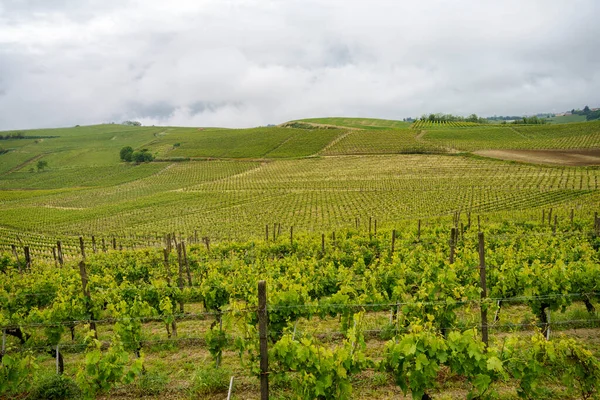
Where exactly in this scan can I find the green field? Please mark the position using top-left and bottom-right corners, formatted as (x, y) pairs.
(2, 117), (600, 399)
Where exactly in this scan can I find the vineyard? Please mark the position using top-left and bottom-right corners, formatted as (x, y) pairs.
(410, 120), (482, 129)
(2, 118), (600, 399)
(2, 217), (600, 399)
(421, 121), (600, 151)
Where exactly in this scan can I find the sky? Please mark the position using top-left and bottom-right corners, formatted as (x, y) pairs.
(0, 0), (599, 130)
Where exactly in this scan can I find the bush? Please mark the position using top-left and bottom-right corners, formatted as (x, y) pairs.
(120, 146), (134, 162)
(132, 149), (154, 163)
(189, 365), (231, 395)
(27, 374), (81, 400)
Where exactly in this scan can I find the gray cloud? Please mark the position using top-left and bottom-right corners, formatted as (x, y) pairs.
(0, 0), (599, 130)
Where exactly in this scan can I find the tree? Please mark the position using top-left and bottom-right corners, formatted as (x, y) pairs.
(36, 160), (48, 172)
(583, 105), (591, 114)
(586, 110), (600, 121)
(120, 146), (134, 162)
(131, 149), (154, 163)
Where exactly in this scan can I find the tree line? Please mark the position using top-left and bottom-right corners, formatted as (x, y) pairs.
(571, 106), (600, 121)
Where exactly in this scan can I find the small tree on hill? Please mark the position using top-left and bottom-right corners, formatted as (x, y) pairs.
(36, 160), (48, 172)
(120, 146), (134, 162)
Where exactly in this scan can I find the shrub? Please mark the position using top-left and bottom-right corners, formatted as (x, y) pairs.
(120, 146), (134, 162)
(132, 149), (154, 163)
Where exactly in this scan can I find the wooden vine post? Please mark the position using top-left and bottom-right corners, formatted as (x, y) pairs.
(182, 241), (192, 286)
(78, 261), (97, 338)
(52, 247), (58, 268)
(391, 229), (396, 255)
(321, 233), (325, 254)
(542, 209), (545, 225)
(91, 236), (97, 253)
(265, 224), (269, 242)
(417, 219), (421, 242)
(449, 228), (456, 264)
(176, 243), (185, 313)
(24, 246), (31, 270)
(290, 226), (294, 247)
(56, 241), (64, 266)
(570, 209), (574, 226)
(478, 232), (489, 348)
(258, 280), (269, 400)
(163, 249), (177, 337)
(79, 236), (85, 259)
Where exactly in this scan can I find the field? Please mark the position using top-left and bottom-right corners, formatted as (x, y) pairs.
(549, 114), (588, 124)
(2, 118), (600, 399)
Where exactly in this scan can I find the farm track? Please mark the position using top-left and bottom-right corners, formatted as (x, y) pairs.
(3, 153), (45, 175)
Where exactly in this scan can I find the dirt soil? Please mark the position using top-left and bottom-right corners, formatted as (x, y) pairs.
(475, 149), (600, 166)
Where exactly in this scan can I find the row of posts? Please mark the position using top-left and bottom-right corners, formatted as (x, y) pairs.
(5, 209), (593, 387)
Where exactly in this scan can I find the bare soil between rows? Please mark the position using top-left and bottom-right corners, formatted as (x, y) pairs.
(475, 149), (600, 166)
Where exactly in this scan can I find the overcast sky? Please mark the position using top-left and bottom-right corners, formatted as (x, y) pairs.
(1, 0), (599, 130)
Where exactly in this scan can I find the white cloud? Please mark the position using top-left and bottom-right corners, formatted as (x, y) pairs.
(0, 0), (599, 129)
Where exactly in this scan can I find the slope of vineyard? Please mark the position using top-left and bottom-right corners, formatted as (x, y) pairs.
(1, 154), (599, 241)
(411, 120), (483, 129)
(146, 126), (347, 159)
(320, 129), (446, 155)
(296, 117), (411, 130)
(422, 120), (600, 151)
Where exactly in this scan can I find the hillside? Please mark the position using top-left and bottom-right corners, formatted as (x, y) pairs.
(1, 117), (600, 244)
(3, 117), (600, 400)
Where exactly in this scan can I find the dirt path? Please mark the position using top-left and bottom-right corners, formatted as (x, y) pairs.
(415, 130), (427, 140)
(475, 149), (600, 166)
(4, 153), (45, 174)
